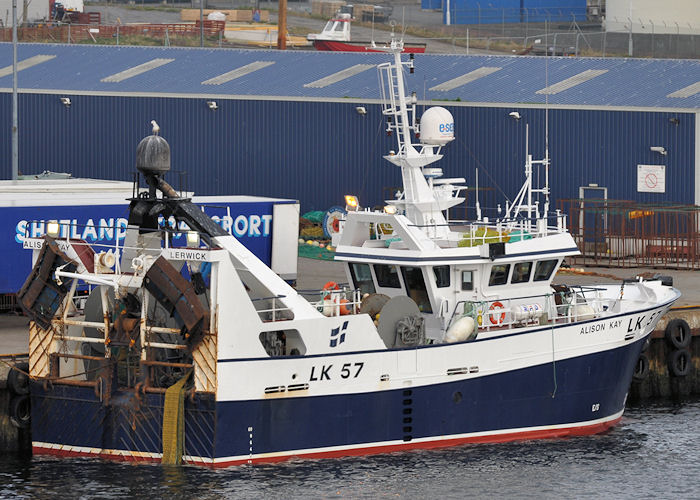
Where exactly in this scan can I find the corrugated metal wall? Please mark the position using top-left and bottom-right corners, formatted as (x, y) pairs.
(446, 0), (588, 24)
(0, 93), (695, 214)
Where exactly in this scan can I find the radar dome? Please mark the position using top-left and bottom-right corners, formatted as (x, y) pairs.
(136, 134), (170, 175)
(419, 107), (455, 146)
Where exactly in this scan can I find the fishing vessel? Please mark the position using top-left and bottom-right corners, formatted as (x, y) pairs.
(307, 13), (426, 53)
(18, 38), (678, 467)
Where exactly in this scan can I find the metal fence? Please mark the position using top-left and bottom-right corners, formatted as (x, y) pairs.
(559, 198), (700, 270)
(0, 21), (227, 46)
(1, 19), (698, 58)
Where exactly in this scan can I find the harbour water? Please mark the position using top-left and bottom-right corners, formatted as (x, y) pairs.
(0, 398), (697, 499)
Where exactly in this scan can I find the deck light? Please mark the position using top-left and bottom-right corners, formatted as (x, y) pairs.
(344, 195), (359, 211)
(186, 231), (201, 247)
(46, 220), (60, 238)
(384, 205), (397, 214)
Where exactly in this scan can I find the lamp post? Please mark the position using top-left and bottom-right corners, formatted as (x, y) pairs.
(11, 0), (18, 180)
(277, 0), (287, 49)
(200, 0), (204, 47)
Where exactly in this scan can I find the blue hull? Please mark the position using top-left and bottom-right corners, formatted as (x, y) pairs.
(30, 338), (643, 465)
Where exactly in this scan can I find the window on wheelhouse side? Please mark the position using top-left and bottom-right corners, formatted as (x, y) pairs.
(511, 262), (532, 284)
(434, 266), (451, 288)
(533, 259), (559, 281)
(374, 264), (402, 288)
(349, 263), (376, 295)
(400, 266), (432, 313)
(461, 270), (474, 291)
(488, 264), (510, 286)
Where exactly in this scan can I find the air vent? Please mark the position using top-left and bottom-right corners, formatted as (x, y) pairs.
(447, 367), (469, 376)
(264, 385), (286, 394)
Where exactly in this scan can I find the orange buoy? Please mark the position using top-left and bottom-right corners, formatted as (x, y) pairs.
(489, 301), (506, 325)
(323, 281), (340, 291)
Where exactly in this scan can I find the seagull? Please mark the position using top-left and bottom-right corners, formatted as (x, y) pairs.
(151, 120), (160, 135)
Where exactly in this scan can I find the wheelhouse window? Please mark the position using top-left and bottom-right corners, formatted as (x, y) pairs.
(349, 263), (376, 295)
(488, 264), (510, 286)
(533, 259), (559, 281)
(401, 267), (432, 313)
(434, 266), (451, 288)
(461, 270), (474, 291)
(511, 262), (532, 284)
(374, 264), (401, 288)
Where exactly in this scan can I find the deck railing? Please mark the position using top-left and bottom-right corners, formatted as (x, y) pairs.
(447, 285), (631, 335)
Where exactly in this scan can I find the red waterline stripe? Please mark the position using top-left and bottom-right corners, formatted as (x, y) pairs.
(32, 416), (622, 468)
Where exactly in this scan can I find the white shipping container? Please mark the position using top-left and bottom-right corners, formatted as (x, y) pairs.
(605, 0), (700, 34)
(0, 0), (50, 24)
(0, 178), (299, 294)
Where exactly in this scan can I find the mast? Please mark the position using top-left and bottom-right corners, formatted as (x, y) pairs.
(377, 37), (462, 239)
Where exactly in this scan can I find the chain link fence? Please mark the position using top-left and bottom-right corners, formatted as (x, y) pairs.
(1, 2), (698, 58)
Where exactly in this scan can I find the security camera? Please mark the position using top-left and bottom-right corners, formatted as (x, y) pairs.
(60, 97), (71, 107)
(355, 106), (367, 115)
(207, 100), (218, 110)
(650, 146), (667, 155)
(509, 111), (521, 120)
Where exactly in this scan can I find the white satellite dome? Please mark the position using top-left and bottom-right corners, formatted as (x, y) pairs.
(419, 107), (455, 146)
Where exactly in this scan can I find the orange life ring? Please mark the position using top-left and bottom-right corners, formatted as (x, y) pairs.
(489, 301), (506, 325)
(323, 281), (340, 291)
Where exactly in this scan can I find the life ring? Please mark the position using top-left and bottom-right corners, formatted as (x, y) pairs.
(7, 362), (29, 396)
(632, 353), (649, 381)
(668, 348), (691, 377)
(322, 281), (340, 292)
(9, 394), (30, 429)
(489, 301), (506, 325)
(664, 319), (691, 349)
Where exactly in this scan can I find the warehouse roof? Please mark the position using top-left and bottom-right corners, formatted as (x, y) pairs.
(1, 43), (699, 110)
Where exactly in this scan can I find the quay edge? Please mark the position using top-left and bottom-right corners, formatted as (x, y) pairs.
(0, 358), (31, 453)
(629, 309), (700, 402)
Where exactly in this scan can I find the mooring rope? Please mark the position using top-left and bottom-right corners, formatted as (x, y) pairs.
(550, 322), (558, 398)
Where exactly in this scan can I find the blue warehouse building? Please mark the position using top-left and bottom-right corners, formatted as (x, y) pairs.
(0, 43), (699, 215)
(438, 1), (589, 25)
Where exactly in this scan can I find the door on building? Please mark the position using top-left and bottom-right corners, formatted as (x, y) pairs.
(578, 184), (608, 257)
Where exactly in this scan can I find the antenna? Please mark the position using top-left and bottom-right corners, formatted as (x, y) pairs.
(475, 168), (481, 221)
(544, 18), (551, 215)
(402, 7), (407, 37)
